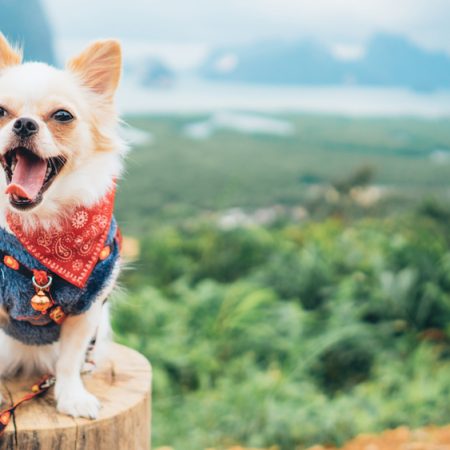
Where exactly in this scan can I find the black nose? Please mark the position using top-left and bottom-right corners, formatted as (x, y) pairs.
(13, 118), (39, 138)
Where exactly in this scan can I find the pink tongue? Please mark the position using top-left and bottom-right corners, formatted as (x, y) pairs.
(5, 150), (47, 201)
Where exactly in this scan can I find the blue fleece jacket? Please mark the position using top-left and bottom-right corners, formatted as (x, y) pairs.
(0, 218), (120, 346)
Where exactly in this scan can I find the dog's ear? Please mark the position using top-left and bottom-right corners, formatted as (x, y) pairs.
(67, 40), (122, 98)
(0, 34), (22, 69)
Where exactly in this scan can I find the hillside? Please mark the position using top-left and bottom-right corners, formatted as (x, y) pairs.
(114, 114), (450, 449)
(117, 113), (450, 235)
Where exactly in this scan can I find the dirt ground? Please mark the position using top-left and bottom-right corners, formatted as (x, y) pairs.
(309, 426), (450, 450)
(157, 428), (450, 450)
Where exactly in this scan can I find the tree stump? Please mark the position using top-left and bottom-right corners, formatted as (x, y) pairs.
(0, 343), (151, 450)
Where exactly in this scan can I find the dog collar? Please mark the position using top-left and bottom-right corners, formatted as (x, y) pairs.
(6, 187), (116, 289)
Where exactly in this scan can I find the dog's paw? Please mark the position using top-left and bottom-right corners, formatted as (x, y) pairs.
(56, 386), (100, 419)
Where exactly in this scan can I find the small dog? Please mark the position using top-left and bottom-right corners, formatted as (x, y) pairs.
(0, 34), (125, 419)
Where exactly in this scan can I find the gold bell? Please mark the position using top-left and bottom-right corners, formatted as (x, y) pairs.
(30, 290), (53, 313)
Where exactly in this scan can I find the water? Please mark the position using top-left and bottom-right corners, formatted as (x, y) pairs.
(117, 77), (450, 117)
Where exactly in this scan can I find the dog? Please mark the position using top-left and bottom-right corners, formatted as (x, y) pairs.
(0, 34), (125, 419)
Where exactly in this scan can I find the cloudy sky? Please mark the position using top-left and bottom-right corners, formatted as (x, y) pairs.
(42, 0), (450, 52)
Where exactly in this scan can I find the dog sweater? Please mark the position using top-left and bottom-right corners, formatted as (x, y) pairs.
(0, 190), (120, 346)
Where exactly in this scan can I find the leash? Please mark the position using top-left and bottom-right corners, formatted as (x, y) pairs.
(0, 331), (100, 436)
(0, 374), (56, 435)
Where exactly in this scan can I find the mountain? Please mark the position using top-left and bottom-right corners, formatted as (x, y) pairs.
(0, 0), (55, 65)
(200, 34), (450, 91)
(202, 40), (345, 85)
(357, 34), (450, 91)
(139, 57), (175, 88)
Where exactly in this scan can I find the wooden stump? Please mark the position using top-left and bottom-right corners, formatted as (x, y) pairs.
(0, 343), (151, 450)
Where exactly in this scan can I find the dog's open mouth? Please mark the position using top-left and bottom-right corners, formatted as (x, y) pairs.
(0, 147), (66, 210)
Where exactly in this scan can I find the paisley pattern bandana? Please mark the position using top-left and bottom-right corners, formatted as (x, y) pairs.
(6, 188), (115, 289)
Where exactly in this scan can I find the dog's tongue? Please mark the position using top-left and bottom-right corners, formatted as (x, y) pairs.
(5, 149), (47, 201)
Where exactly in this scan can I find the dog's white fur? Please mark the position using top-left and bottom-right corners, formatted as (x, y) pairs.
(0, 35), (126, 418)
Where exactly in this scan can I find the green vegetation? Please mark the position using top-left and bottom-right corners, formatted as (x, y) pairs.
(112, 114), (450, 449)
(116, 114), (450, 234)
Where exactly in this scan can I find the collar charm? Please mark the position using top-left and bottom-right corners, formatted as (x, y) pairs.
(30, 270), (54, 314)
(30, 271), (66, 325)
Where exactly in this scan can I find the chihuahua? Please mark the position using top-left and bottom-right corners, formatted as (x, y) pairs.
(0, 34), (125, 419)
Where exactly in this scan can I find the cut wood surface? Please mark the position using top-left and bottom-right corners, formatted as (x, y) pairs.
(0, 343), (151, 450)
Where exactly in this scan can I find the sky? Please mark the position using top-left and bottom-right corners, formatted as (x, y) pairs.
(42, 0), (450, 53)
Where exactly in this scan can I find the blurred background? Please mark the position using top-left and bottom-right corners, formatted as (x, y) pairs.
(4, 0), (450, 448)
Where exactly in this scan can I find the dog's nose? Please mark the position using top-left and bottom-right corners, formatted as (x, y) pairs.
(13, 118), (39, 138)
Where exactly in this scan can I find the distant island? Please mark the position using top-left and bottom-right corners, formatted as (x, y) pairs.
(200, 33), (450, 91)
(139, 57), (175, 88)
(0, 0), (55, 65)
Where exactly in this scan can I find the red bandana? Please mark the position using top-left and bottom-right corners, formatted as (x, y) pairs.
(6, 188), (115, 289)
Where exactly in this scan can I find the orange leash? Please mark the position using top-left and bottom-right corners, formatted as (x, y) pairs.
(0, 328), (100, 435)
(0, 374), (56, 435)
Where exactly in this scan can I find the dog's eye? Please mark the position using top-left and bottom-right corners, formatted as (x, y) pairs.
(52, 110), (74, 123)
(0, 107), (7, 118)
